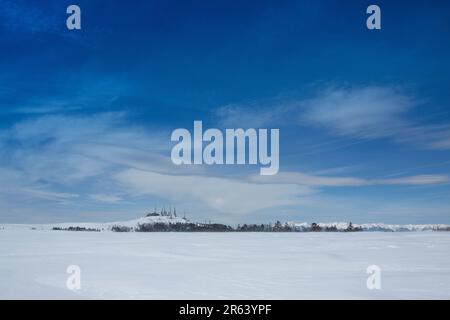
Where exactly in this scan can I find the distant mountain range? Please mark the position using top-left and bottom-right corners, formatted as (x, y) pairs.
(291, 222), (450, 232)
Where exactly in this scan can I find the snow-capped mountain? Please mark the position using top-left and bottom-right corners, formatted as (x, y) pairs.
(291, 222), (450, 232)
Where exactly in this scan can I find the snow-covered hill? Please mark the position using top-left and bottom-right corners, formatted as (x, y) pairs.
(0, 215), (188, 232)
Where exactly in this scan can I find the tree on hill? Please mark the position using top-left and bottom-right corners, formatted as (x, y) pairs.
(311, 222), (322, 232)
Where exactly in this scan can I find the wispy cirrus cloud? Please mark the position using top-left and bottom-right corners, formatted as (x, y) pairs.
(0, 109), (448, 223)
(301, 86), (450, 150)
(0, 112), (311, 218)
(302, 86), (414, 139)
(21, 188), (79, 203)
(89, 194), (124, 204)
(0, 113), (167, 204)
(115, 169), (310, 215)
(430, 137), (450, 149)
(251, 172), (450, 187)
(214, 86), (450, 150)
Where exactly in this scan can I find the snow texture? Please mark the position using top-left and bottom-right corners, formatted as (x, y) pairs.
(0, 229), (449, 299)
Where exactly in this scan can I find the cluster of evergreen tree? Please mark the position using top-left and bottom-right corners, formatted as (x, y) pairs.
(236, 224), (272, 232)
(111, 225), (133, 232)
(236, 221), (296, 232)
(49, 221), (364, 233)
(135, 222), (233, 232)
(345, 222), (363, 232)
(433, 226), (450, 231)
(308, 222), (362, 232)
(128, 221), (363, 232)
(52, 226), (100, 232)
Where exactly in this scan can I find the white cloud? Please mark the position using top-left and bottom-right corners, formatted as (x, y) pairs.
(21, 188), (79, 203)
(378, 175), (450, 185)
(89, 194), (123, 204)
(0, 109), (448, 222)
(1, 113), (171, 184)
(426, 130), (450, 150)
(302, 86), (414, 139)
(1, 112), (313, 216)
(214, 86), (450, 149)
(251, 172), (449, 187)
(0, 113), (171, 207)
(115, 169), (312, 214)
(301, 86), (450, 149)
(251, 172), (366, 187)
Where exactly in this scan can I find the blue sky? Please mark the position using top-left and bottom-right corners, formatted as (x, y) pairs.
(1, 0), (450, 224)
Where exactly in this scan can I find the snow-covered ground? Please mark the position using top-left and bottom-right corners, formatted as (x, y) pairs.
(0, 229), (449, 299)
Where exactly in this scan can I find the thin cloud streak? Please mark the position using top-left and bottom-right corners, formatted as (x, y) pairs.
(215, 86), (450, 150)
(251, 172), (450, 187)
(115, 169), (312, 215)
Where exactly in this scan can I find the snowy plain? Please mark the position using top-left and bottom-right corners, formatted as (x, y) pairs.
(1, 229), (449, 299)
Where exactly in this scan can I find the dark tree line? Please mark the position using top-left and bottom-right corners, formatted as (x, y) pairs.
(52, 226), (100, 232)
(135, 222), (233, 232)
(111, 225), (132, 232)
(125, 221), (363, 232)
